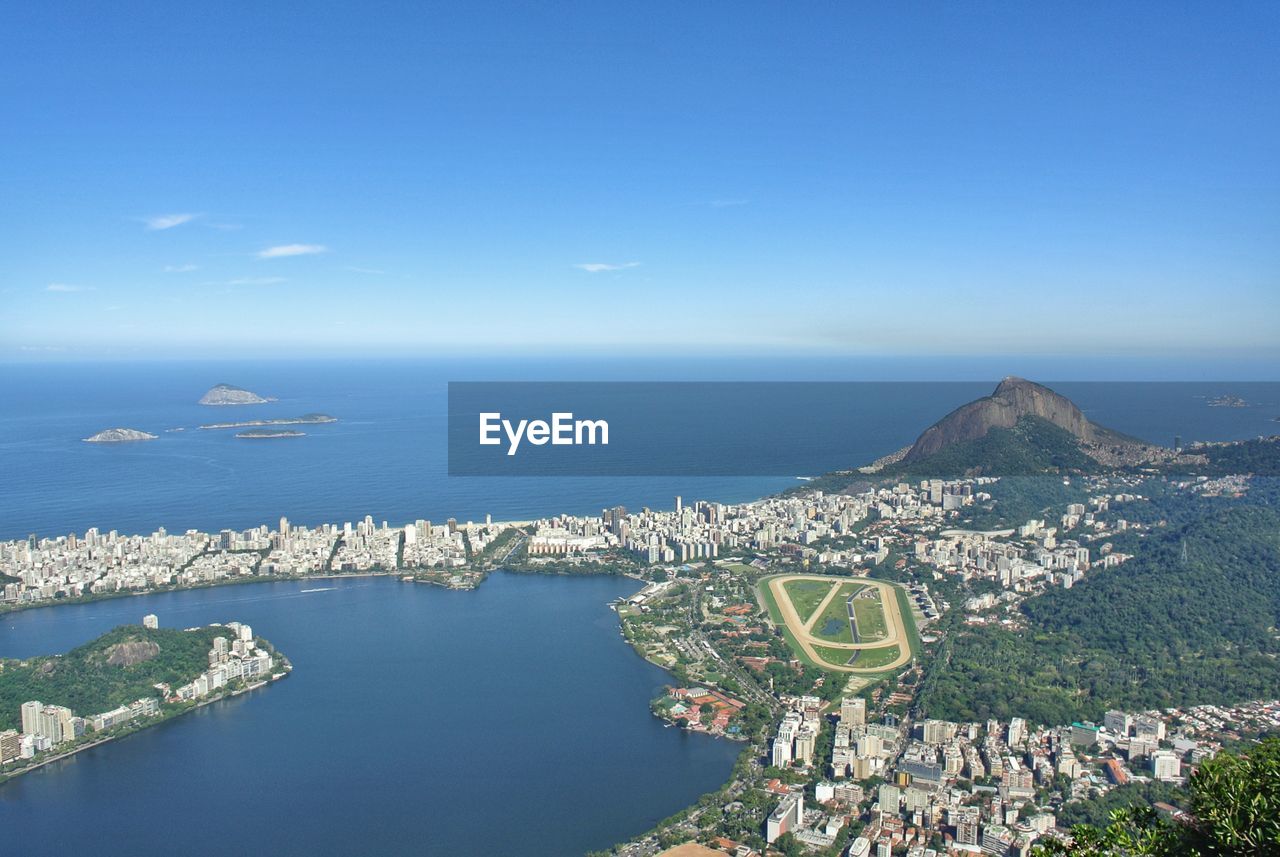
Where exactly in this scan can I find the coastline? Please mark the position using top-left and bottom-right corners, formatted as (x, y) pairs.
(0, 558), (646, 618)
(0, 570), (402, 617)
(2, 567), (753, 855)
(1, 514), (772, 856)
(0, 668), (291, 786)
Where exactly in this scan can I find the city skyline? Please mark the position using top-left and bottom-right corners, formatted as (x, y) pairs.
(4, 3), (1278, 364)
(7, 5), (1280, 855)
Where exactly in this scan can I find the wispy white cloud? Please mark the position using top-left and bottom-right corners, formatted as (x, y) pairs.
(47, 282), (94, 292)
(143, 213), (200, 230)
(163, 263), (199, 273)
(257, 243), (328, 259)
(708, 198), (749, 208)
(346, 265), (385, 274)
(574, 262), (640, 273)
(226, 277), (288, 286)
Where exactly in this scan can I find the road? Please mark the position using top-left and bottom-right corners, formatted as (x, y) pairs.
(688, 588), (775, 707)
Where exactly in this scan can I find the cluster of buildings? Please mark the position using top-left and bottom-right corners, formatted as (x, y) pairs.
(2, 702), (89, 763)
(171, 622), (275, 702)
(0, 616), (280, 770)
(0, 515), (509, 608)
(867, 480), (987, 523)
(330, 516), (402, 572)
(765, 696), (844, 847)
(525, 478), (1153, 599)
(401, 519), (472, 568)
(912, 499), (1143, 608)
(830, 696), (904, 782)
(770, 696), (823, 770)
(846, 714), (1058, 856)
(262, 519), (340, 574)
(0, 527), (207, 605)
(527, 491), (880, 567)
(663, 687), (746, 736)
(2, 694), (161, 767)
(756, 695), (1280, 857)
(3, 475), (1160, 613)
(615, 475), (1267, 856)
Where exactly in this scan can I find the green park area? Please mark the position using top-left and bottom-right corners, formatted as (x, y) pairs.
(810, 582), (860, 644)
(851, 591), (888, 641)
(848, 644), (901, 671)
(782, 578), (833, 625)
(811, 642), (902, 673)
(760, 574), (917, 674)
(812, 645), (856, 667)
(721, 562), (757, 576)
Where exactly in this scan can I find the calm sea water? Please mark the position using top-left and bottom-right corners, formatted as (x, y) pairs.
(1, 359), (1276, 541)
(0, 574), (742, 856)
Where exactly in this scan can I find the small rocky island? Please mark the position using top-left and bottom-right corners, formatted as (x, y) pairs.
(200, 413), (336, 430)
(235, 429), (305, 439)
(83, 428), (158, 443)
(198, 384), (276, 406)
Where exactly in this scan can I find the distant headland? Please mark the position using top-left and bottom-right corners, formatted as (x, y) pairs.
(200, 413), (336, 430)
(198, 384), (275, 406)
(235, 429), (304, 439)
(83, 428), (158, 444)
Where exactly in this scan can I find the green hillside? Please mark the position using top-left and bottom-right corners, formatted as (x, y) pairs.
(882, 415), (1101, 480)
(0, 624), (231, 730)
(918, 505), (1280, 724)
(1179, 436), (1280, 476)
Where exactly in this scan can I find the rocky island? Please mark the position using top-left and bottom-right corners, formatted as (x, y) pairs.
(235, 429), (305, 439)
(198, 384), (276, 406)
(82, 428), (158, 443)
(200, 413), (336, 430)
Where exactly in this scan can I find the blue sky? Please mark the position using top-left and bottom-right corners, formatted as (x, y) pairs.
(2, 2), (1277, 367)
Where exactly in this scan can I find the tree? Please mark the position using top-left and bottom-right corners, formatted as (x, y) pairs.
(774, 832), (803, 857)
(1182, 737), (1280, 854)
(1034, 738), (1280, 856)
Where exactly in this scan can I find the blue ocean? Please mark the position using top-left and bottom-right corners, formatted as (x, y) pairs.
(1, 359), (1277, 541)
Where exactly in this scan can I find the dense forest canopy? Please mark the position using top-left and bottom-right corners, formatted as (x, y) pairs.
(1183, 436), (1280, 477)
(918, 506), (1280, 724)
(0, 625), (230, 730)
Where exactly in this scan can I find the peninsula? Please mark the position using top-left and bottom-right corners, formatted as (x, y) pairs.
(82, 428), (158, 443)
(0, 618), (289, 782)
(198, 384), (275, 406)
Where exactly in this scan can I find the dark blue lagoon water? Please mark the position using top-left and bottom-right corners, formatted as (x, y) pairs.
(0, 573), (740, 856)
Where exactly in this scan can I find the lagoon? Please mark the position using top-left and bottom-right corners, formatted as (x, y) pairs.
(0, 573), (740, 856)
